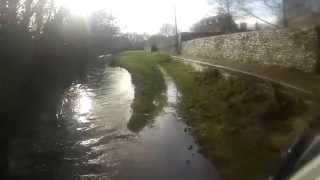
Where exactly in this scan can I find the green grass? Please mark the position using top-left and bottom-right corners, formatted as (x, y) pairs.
(115, 51), (170, 132)
(115, 51), (309, 180)
(161, 61), (309, 180)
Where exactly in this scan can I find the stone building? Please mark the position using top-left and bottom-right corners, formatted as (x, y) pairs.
(284, 0), (320, 27)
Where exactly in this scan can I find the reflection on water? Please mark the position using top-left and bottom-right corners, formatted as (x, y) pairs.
(160, 67), (181, 105)
(76, 89), (92, 123)
(80, 137), (102, 147)
(6, 60), (216, 180)
(77, 90), (92, 115)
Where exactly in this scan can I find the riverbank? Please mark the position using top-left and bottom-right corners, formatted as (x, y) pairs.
(115, 52), (169, 132)
(115, 51), (313, 180)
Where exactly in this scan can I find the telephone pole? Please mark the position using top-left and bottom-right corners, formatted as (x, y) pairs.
(174, 6), (180, 54)
(174, 6), (178, 36)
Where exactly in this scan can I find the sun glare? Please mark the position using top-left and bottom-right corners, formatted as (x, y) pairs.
(57, 0), (98, 16)
(55, 0), (211, 33)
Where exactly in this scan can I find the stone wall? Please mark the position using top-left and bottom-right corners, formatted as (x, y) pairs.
(181, 28), (319, 73)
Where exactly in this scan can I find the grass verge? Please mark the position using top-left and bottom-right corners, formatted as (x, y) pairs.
(115, 51), (169, 132)
(161, 61), (309, 180)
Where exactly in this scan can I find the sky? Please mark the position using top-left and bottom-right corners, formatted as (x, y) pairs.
(56, 0), (274, 35)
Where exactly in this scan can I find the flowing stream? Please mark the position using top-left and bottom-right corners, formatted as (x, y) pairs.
(7, 59), (217, 180)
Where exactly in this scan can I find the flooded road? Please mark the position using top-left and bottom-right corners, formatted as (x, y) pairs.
(7, 60), (217, 180)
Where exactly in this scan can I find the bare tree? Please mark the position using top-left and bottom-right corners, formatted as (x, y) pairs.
(240, 0), (283, 27)
(191, 14), (238, 33)
(21, 0), (35, 30)
(34, 0), (48, 33)
(88, 11), (120, 53)
(208, 0), (247, 18)
(207, 0), (245, 33)
(260, 0), (285, 26)
(208, 0), (283, 28)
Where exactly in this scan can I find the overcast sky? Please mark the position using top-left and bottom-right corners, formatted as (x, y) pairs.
(57, 0), (275, 34)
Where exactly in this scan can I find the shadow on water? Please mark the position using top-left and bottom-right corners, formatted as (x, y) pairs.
(126, 89), (166, 133)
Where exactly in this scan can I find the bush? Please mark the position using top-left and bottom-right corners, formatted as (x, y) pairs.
(151, 45), (158, 52)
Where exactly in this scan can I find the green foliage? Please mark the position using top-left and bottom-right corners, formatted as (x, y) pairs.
(0, 2), (128, 114)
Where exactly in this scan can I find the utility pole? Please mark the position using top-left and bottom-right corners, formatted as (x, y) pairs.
(174, 5), (180, 54)
(282, 0), (288, 27)
(174, 6), (178, 36)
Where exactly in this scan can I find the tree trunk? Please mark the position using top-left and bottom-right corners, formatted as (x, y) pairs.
(21, 0), (34, 31)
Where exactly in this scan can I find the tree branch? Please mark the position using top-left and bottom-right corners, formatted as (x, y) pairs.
(241, 7), (280, 28)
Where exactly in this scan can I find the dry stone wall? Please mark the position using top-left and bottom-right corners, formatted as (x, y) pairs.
(181, 29), (319, 73)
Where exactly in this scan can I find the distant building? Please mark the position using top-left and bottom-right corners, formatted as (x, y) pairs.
(191, 14), (238, 34)
(284, 0), (320, 27)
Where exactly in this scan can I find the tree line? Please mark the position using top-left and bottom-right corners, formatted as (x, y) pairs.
(0, 0), (146, 114)
(0, 2), (148, 175)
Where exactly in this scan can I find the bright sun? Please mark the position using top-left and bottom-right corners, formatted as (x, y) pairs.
(57, 0), (101, 16)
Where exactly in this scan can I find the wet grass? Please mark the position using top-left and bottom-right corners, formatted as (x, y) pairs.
(161, 61), (310, 180)
(115, 51), (169, 132)
(115, 51), (311, 180)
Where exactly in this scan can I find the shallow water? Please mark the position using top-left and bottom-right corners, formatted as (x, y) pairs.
(6, 60), (217, 180)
